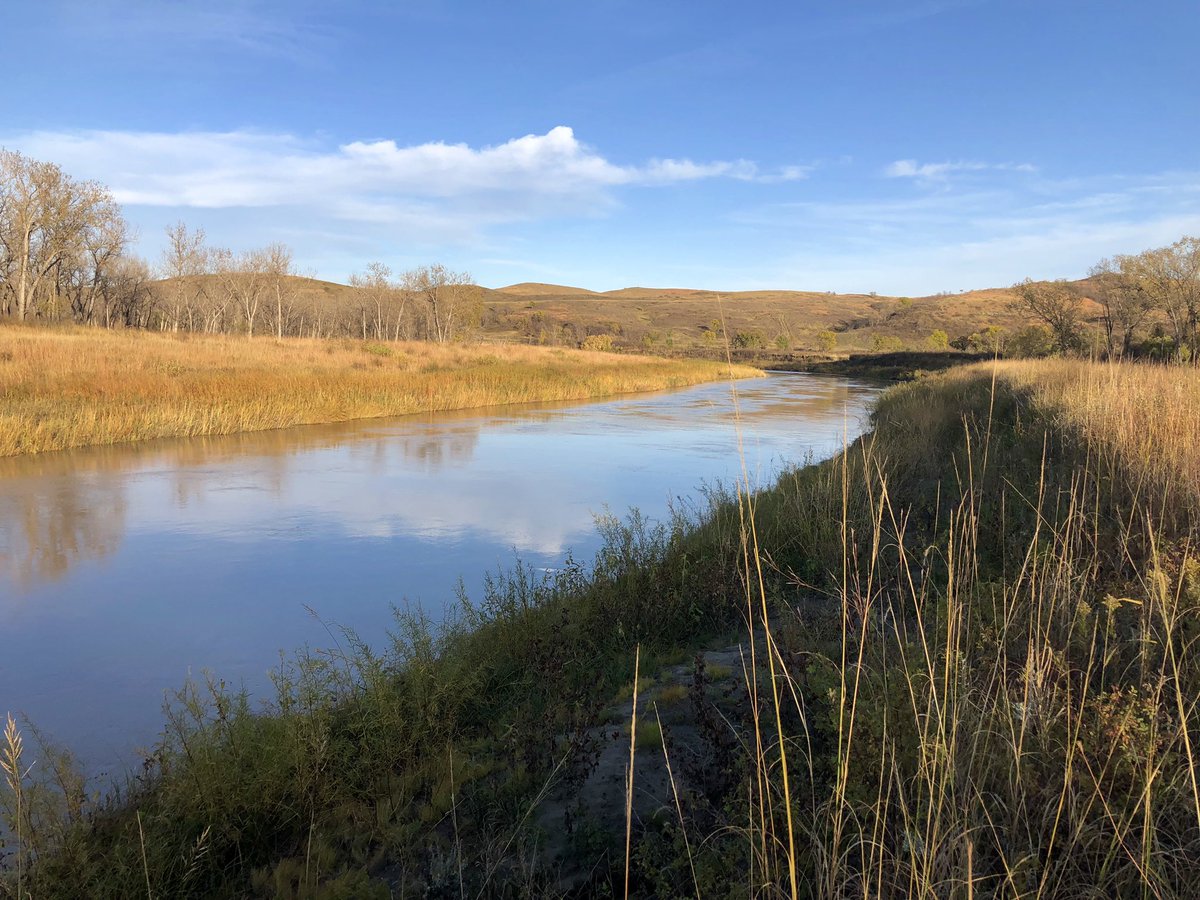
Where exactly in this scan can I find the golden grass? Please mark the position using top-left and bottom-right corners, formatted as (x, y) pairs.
(994, 359), (1200, 508)
(0, 326), (760, 456)
(736, 357), (1200, 897)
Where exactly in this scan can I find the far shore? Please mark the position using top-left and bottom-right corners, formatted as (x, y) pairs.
(0, 326), (761, 457)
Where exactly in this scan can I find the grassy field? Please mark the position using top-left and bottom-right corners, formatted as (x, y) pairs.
(487, 281), (1051, 351)
(4, 359), (1198, 897)
(0, 326), (760, 456)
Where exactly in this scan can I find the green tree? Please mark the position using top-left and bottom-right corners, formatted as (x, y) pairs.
(1008, 324), (1055, 358)
(967, 324), (1006, 355)
(1011, 279), (1084, 352)
(927, 329), (950, 350)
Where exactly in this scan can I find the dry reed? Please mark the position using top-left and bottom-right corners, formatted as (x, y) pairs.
(0, 325), (759, 456)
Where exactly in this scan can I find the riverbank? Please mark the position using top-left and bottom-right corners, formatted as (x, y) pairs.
(639, 346), (990, 381)
(4, 359), (1198, 896)
(0, 326), (760, 456)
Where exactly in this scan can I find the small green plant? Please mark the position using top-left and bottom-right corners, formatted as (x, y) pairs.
(655, 684), (688, 705)
(870, 334), (904, 352)
(635, 720), (662, 750)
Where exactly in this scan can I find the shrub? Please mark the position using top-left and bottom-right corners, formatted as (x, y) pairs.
(1007, 324), (1054, 358)
(580, 334), (614, 352)
(870, 334), (905, 353)
(733, 331), (766, 350)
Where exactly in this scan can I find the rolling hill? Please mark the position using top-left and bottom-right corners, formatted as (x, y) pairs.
(151, 275), (1098, 354)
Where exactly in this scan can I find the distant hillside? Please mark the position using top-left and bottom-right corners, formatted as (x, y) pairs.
(482, 281), (1075, 352)
(495, 282), (599, 297)
(149, 274), (1094, 354)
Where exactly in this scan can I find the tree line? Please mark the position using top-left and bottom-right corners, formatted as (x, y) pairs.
(1, 148), (478, 341)
(5, 146), (1199, 355)
(1007, 237), (1200, 361)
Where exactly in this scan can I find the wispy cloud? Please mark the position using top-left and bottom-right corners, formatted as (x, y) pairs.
(730, 168), (1200, 294)
(55, 0), (331, 59)
(885, 158), (1038, 184)
(4, 126), (802, 237)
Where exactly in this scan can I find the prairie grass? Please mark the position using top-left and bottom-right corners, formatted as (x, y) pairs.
(710, 358), (1200, 898)
(0, 324), (759, 456)
(4, 358), (1199, 897)
(1000, 358), (1200, 510)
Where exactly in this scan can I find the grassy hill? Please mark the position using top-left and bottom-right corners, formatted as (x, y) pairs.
(158, 275), (1090, 353)
(483, 281), (1107, 353)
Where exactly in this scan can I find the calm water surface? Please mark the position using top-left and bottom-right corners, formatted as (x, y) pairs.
(0, 374), (879, 775)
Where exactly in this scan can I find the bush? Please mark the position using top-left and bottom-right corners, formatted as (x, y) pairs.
(1007, 324), (1054, 358)
(580, 334), (614, 352)
(870, 334), (905, 353)
(966, 324), (1006, 354)
(732, 330), (766, 350)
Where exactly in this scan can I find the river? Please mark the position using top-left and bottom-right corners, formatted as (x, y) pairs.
(0, 373), (880, 777)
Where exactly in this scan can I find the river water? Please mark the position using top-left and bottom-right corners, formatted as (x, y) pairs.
(0, 374), (879, 777)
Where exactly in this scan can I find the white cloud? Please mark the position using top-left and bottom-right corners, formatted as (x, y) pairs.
(3, 126), (802, 231)
(886, 158), (1037, 183)
(729, 168), (1200, 294)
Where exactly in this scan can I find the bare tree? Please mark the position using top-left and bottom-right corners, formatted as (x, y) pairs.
(349, 261), (410, 340)
(403, 263), (476, 343)
(213, 247), (270, 338)
(0, 149), (124, 321)
(60, 212), (128, 325)
(1011, 278), (1085, 352)
(263, 242), (296, 340)
(160, 222), (209, 332)
(101, 255), (155, 328)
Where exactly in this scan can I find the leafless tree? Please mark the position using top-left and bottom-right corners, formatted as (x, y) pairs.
(212, 247), (271, 338)
(403, 263), (476, 343)
(0, 149), (125, 321)
(60, 213), (129, 325)
(350, 261), (411, 340)
(263, 242), (296, 340)
(101, 256), (156, 328)
(160, 222), (209, 332)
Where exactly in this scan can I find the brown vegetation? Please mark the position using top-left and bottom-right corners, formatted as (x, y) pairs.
(6, 358), (1199, 897)
(0, 326), (759, 456)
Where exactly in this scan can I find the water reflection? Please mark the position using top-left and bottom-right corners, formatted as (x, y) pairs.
(0, 375), (879, 773)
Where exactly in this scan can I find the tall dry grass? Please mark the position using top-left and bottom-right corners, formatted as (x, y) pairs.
(0, 325), (759, 456)
(6, 357), (1198, 897)
(714, 358), (1200, 898)
(998, 359), (1200, 510)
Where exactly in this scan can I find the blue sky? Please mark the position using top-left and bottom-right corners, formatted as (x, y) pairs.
(6, 0), (1198, 293)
